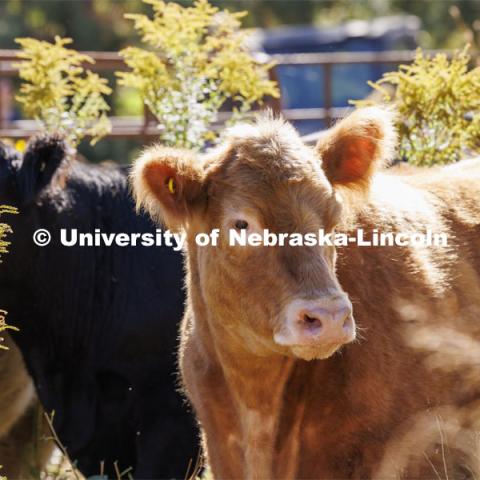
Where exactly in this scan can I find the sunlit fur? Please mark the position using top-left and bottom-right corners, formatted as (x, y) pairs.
(317, 106), (397, 191)
(131, 146), (206, 231)
(132, 107), (480, 479)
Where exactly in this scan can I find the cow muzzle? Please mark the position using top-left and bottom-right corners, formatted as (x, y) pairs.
(274, 296), (355, 360)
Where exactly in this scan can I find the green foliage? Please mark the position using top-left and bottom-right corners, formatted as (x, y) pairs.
(355, 47), (480, 166)
(0, 205), (18, 351)
(15, 36), (112, 148)
(117, 0), (279, 150)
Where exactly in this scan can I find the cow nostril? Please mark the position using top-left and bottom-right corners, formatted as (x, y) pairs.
(302, 314), (323, 334)
(304, 314), (318, 324)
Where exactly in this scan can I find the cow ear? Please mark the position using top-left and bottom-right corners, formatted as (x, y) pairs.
(131, 146), (207, 231)
(0, 141), (20, 164)
(315, 107), (396, 192)
(0, 141), (21, 176)
(18, 134), (70, 205)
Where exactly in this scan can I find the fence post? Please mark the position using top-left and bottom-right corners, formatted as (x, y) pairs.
(265, 66), (282, 115)
(323, 63), (333, 128)
(0, 78), (10, 130)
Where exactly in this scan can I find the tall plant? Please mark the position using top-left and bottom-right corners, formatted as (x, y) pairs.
(354, 47), (480, 166)
(117, 0), (279, 150)
(0, 205), (18, 350)
(15, 36), (112, 148)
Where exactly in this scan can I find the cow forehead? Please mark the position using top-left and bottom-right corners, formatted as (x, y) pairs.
(213, 159), (329, 208)
(208, 116), (323, 182)
(202, 118), (335, 224)
(210, 169), (335, 233)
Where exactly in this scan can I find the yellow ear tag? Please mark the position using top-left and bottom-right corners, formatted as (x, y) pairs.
(167, 177), (176, 195)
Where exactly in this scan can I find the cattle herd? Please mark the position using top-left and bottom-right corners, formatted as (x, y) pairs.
(1, 107), (480, 479)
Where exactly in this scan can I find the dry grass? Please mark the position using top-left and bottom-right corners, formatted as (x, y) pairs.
(39, 426), (136, 480)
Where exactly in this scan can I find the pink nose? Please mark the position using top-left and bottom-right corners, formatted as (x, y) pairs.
(274, 297), (356, 359)
(297, 305), (354, 344)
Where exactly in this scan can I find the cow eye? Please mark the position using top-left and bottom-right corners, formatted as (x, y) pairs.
(234, 220), (249, 230)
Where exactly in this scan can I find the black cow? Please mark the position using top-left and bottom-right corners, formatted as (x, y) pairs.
(0, 135), (198, 478)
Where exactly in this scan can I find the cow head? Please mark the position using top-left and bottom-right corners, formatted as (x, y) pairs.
(0, 134), (69, 208)
(133, 107), (396, 360)
(0, 135), (69, 285)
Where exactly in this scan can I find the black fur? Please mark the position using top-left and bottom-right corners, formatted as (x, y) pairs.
(0, 135), (198, 478)
(18, 134), (70, 206)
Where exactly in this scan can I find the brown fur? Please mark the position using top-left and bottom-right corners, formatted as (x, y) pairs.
(0, 334), (54, 479)
(132, 107), (480, 479)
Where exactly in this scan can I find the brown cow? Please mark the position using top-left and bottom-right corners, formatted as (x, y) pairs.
(132, 107), (480, 479)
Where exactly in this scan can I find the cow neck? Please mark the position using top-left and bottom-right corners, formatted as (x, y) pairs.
(187, 246), (305, 478)
(213, 323), (301, 479)
(194, 291), (315, 478)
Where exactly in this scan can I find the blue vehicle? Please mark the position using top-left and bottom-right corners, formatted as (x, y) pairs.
(252, 16), (420, 134)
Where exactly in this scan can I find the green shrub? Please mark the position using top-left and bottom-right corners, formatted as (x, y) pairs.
(117, 0), (279, 150)
(15, 36), (112, 148)
(354, 47), (480, 166)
